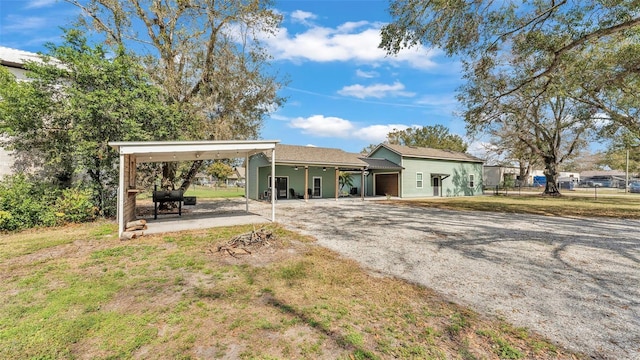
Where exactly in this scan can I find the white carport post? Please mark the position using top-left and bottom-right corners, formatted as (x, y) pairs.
(117, 152), (125, 238)
(271, 148), (276, 221)
(245, 153), (249, 213)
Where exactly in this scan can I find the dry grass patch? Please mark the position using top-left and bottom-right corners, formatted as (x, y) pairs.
(385, 193), (640, 219)
(0, 222), (583, 359)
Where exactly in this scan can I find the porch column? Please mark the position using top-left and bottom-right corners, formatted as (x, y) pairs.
(335, 167), (339, 201)
(361, 169), (365, 201)
(304, 166), (309, 202)
(271, 148), (276, 221)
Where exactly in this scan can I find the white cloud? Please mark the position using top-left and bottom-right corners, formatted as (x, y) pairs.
(289, 115), (355, 137)
(337, 81), (415, 99)
(290, 10), (316, 25)
(356, 69), (378, 78)
(266, 15), (439, 69)
(353, 124), (410, 143)
(466, 140), (501, 162)
(2, 15), (47, 32)
(287, 114), (413, 143)
(415, 94), (458, 107)
(25, 0), (57, 9)
(270, 114), (290, 121)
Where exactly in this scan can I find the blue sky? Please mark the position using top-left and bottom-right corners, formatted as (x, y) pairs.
(0, 0), (473, 155)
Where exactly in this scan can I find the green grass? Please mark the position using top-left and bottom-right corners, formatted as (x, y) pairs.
(184, 186), (245, 198)
(136, 186), (246, 200)
(0, 222), (582, 359)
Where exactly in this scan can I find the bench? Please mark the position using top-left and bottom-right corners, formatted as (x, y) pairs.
(152, 188), (184, 219)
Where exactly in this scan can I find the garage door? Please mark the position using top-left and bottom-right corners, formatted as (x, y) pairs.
(375, 173), (399, 196)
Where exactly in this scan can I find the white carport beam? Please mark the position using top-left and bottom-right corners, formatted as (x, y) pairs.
(271, 148), (276, 221)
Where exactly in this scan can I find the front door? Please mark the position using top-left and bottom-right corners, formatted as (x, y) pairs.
(313, 177), (322, 198)
(432, 177), (440, 196)
(275, 177), (288, 199)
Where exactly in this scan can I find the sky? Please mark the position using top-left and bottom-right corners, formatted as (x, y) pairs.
(0, 0), (475, 155)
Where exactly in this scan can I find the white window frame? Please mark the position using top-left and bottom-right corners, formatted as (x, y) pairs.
(469, 174), (475, 188)
(416, 172), (423, 188)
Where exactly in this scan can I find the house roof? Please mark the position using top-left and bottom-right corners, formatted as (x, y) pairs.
(376, 143), (484, 163)
(264, 144), (367, 168)
(360, 157), (403, 170)
(0, 46), (41, 69)
(580, 170), (626, 178)
(229, 167), (246, 180)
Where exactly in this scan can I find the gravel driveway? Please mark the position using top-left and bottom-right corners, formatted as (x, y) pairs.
(258, 199), (640, 359)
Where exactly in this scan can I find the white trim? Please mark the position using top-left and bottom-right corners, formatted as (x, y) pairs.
(469, 173), (475, 188)
(416, 172), (423, 189)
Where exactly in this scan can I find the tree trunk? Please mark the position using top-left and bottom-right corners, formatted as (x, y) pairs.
(179, 160), (204, 192)
(160, 162), (177, 210)
(543, 158), (561, 195)
(518, 163), (531, 186)
(162, 162), (177, 190)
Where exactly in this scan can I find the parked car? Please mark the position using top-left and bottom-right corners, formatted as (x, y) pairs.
(629, 182), (640, 193)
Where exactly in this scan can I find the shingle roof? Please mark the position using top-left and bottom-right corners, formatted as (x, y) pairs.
(379, 143), (484, 163)
(360, 157), (403, 170)
(580, 170), (626, 177)
(0, 46), (41, 68)
(265, 144), (367, 168)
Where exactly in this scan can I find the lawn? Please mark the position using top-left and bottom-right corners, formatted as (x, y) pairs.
(386, 191), (640, 219)
(136, 185), (246, 200)
(0, 221), (581, 359)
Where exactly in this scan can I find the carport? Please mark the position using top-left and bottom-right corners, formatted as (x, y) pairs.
(109, 140), (279, 238)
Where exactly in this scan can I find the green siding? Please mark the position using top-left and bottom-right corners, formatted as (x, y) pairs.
(369, 146), (402, 164)
(248, 154), (269, 199)
(254, 165), (340, 199)
(401, 157), (483, 197)
(249, 145), (483, 200)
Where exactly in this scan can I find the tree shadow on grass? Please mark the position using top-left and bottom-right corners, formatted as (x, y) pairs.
(264, 294), (376, 359)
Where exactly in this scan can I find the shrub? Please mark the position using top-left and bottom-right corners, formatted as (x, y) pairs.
(53, 188), (98, 224)
(0, 175), (53, 231)
(0, 210), (13, 229)
(0, 175), (98, 231)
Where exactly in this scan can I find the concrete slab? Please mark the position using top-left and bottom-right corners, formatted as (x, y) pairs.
(135, 198), (272, 235)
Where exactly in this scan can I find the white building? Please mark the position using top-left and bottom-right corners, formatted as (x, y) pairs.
(0, 47), (42, 177)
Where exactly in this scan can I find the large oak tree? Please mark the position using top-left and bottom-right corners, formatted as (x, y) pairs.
(65, 0), (287, 190)
(0, 30), (185, 215)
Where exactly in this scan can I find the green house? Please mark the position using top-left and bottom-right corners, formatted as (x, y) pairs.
(248, 144), (368, 200)
(248, 143), (484, 200)
(365, 143), (484, 197)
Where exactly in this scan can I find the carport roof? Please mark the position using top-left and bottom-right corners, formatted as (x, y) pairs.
(109, 140), (280, 163)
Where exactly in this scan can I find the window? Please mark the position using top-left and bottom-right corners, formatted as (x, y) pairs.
(469, 174), (475, 188)
(416, 172), (423, 188)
